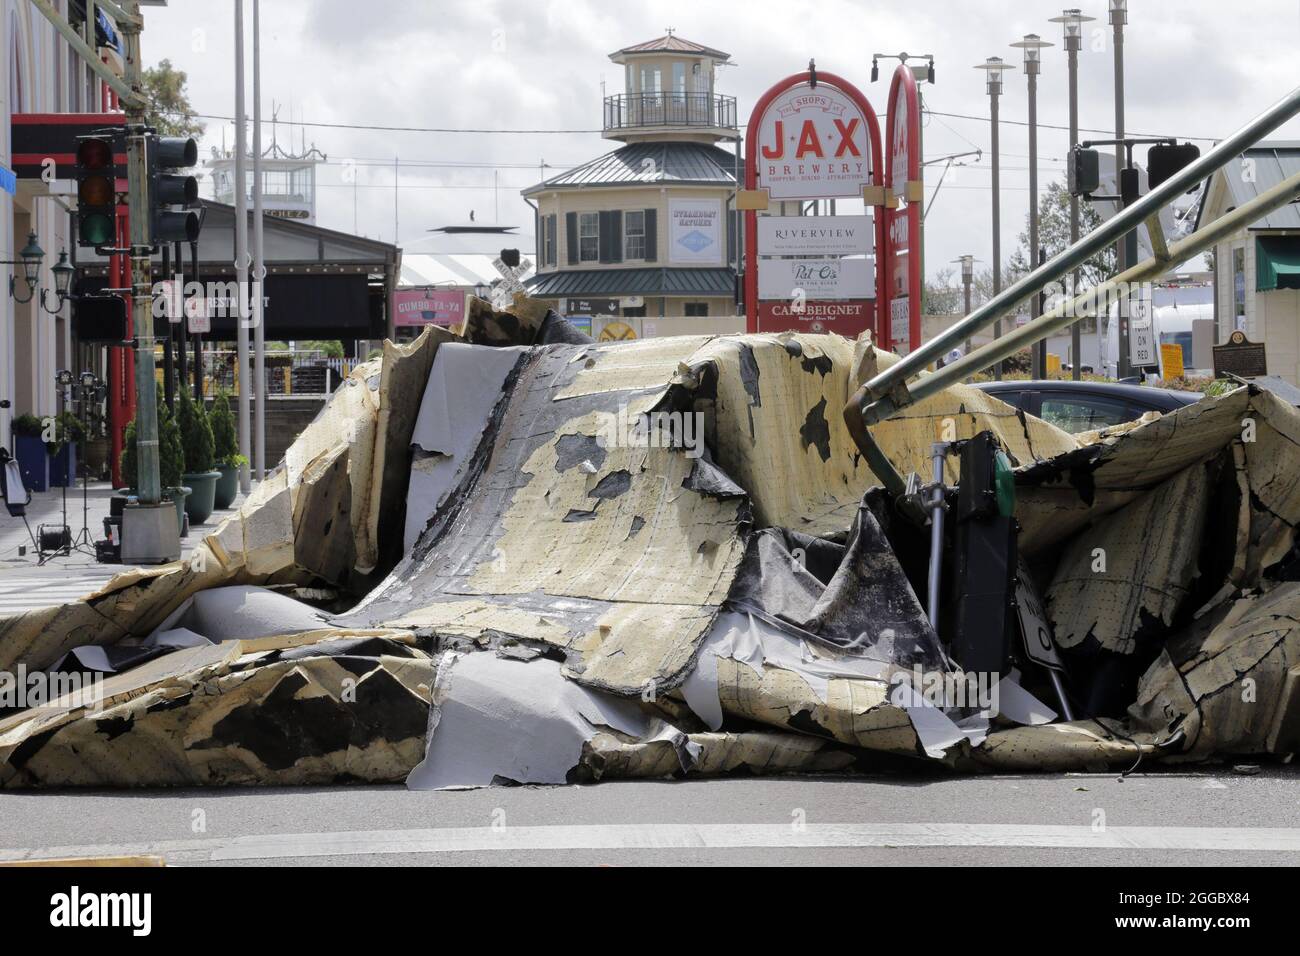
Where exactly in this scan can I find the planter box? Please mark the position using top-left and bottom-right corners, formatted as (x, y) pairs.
(14, 435), (49, 493)
(50, 442), (78, 488)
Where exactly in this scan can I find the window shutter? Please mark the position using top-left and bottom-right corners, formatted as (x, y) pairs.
(726, 208), (736, 265)
(598, 211), (613, 263)
(643, 208), (657, 262)
(565, 212), (578, 265)
(609, 210), (623, 263)
(547, 215), (557, 267)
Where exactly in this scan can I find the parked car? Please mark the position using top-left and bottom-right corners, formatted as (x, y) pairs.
(973, 380), (1202, 434)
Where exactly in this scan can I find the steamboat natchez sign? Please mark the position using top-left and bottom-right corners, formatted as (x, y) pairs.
(743, 68), (886, 339)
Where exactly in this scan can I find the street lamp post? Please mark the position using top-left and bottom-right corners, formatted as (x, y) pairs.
(974, 57), (1014, 380)
(1012, 34), (1053, 379)
(1111, 0), (1132, 378)
(1051, 9), (1095, 380)
(234, 0), (252, 493)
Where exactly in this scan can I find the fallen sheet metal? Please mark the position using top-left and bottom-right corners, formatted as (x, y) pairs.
(6, 298), (1300, 787)
(0, 636), (432, 787)
(407, 651), (693, 789)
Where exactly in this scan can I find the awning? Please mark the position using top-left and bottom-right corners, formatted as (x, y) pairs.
(1255, 235), (1300, 292)
(525, 266), (735, 298)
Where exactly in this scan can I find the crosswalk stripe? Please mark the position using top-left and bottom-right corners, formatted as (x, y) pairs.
(3, 822), (1300, 865)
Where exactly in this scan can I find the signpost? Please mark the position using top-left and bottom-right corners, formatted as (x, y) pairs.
(885, 65), (923, 354)
(743, 66), (885, 339)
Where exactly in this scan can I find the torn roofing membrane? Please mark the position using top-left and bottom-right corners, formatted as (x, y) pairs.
(3, 295), (1300, 788)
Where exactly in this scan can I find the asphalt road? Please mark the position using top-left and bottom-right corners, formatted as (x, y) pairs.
(1, 766), (1296, 866)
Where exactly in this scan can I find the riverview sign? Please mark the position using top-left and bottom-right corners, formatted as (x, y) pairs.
(744, 67), (886, 338)
(757, 214), (873, 256)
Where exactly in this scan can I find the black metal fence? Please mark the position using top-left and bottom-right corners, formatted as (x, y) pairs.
(603, 92), (737, 132)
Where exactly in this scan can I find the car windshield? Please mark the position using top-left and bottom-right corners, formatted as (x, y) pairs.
(1039, 395), (1132, 434)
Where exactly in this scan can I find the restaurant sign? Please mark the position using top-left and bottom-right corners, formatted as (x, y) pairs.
(393, 288), (465, 327)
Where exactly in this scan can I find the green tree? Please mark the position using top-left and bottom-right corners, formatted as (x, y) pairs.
(142, 59), (204, 139)
(209, 389), (240, 466)
(176, 387), (215, 473)
(1008, 179), (1115, 289)
(120, 386), (185, 491)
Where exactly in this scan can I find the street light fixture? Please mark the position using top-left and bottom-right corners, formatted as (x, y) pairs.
(4, 233), (74, 314)
(973, 56), (1014, 379)
(1011, 34), (1054, 378)
(1050, 9), (1096, 380)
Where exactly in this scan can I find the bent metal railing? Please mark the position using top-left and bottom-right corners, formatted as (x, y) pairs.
(844, 84), (1300, 491)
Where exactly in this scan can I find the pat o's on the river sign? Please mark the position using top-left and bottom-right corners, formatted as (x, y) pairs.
(743, 64), (887, 339)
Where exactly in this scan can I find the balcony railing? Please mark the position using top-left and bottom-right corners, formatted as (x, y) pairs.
(603, 92), (738, 133)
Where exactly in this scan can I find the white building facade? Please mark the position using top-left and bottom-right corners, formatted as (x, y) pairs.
(2, 0), (118, 445)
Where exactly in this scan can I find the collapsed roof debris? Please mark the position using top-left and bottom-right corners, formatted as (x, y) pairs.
(2, 295), (1299, 788)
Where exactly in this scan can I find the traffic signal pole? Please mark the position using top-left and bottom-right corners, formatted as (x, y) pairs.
(119, 8), (162, 505)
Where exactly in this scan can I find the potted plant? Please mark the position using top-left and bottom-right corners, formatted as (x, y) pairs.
(176, 387), (220, 525)
(119, 387), (191, 536)
(49, 412), (85, 488)
(209, 388), (244, 509)
(84, 408), (110, 480)
(11, 413), (50, 492)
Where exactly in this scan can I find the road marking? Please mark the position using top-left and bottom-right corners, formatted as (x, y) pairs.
(3, 822), (1300, 864)
(0, 574), (114, 613)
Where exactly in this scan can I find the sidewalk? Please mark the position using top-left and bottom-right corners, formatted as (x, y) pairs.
(0, 480), (246, 615)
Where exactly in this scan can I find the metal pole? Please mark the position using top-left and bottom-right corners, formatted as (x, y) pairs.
(926, 443), (947, 630)
(191, 239), (202, 400)
(233, 0), (251, 493)
(252, 0), (266, 480)
(990, 86), (1003, 380)
(119, 6), (160, 505)
(175, 240), (187, 391)
(1067, 37), (1082, 379)
(1112, 2), (1130, 379)
(1028, 68), (1042, 379)
(884, 169), (1300, 410)
(855, 84), (1300, 407)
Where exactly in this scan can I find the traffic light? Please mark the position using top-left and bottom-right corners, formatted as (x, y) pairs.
(1068, 146), (1100, 197)
(1147, 142), (1201, 191)
(75, 134), (118, 248)
(148, 135), (201, 245)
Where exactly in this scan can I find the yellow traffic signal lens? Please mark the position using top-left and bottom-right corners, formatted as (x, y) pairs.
(79, 174), (114, 206)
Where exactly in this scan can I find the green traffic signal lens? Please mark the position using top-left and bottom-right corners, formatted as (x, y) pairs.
(79, 213), (115, 246)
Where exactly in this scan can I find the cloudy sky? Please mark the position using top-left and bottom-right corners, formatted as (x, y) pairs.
(139, 0), (1300, 284)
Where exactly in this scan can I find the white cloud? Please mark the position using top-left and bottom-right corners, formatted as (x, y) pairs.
(138, 0), (1300, 279)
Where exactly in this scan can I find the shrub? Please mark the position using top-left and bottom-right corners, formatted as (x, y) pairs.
(11, 413), (44, 438)
(119, 386), (185, 491)
(209, 388), (239, 466)
(176, 387), (215, 473)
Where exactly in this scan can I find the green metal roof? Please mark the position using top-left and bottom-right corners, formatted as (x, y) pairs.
(523, 142), (739, 194)
(525, 266), (735, 298)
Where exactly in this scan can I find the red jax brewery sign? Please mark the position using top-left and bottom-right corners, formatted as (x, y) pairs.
(755, 84), (872, 200)
(885, 64), (923, 354)
(744, 68), (885, 338)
